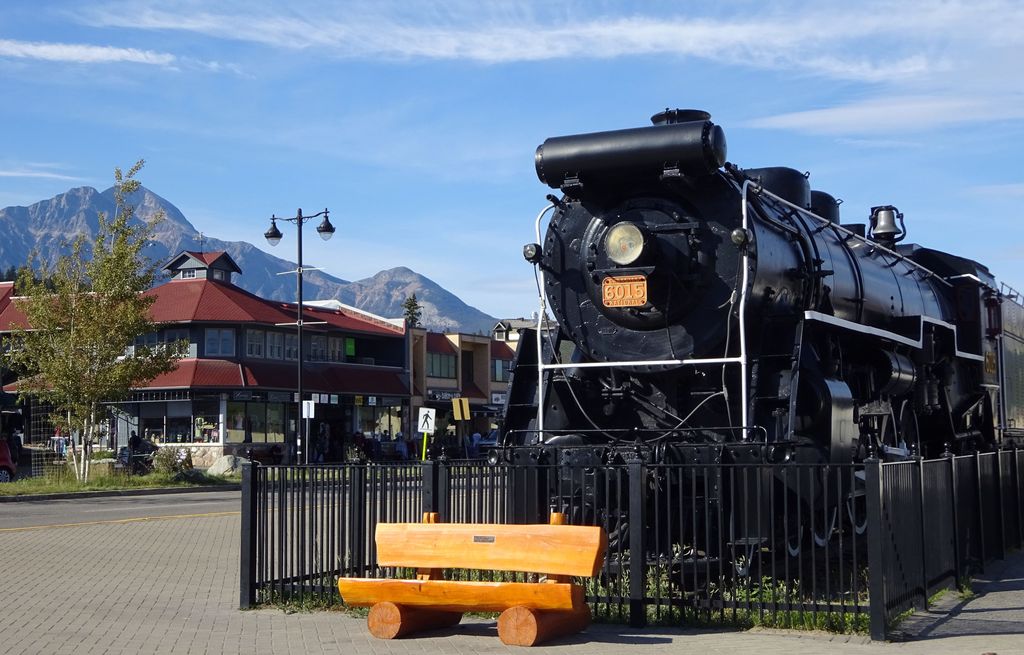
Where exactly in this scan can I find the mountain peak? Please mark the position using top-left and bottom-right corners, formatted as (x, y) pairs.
(0, 185), (496, 334)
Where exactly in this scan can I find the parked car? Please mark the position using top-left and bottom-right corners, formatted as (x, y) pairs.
(0, 438), (17, 482)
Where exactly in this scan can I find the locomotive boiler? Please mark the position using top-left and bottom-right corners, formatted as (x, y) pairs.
(502, 108), (1024, 476)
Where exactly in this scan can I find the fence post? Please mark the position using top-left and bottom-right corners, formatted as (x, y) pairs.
(975, 452), (986, 571)
(948, 453), (963, 589)
(996, 449), (1007, 560)
(628, 460), (647, 628)
(916, 457), (929, 607)
(422, 460), (438, 515)
(438, 459), (450, 521)
(239, 461), (258, 609)
(865, 458), (886, 641)
(349, 464), (368, 575)
(1016, 446), (1024, 550)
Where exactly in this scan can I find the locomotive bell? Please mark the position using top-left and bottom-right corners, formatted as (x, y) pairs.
(869, 205), (904, 245)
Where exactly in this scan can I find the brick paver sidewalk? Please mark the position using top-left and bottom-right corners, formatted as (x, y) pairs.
(2, 511), (1021, 654)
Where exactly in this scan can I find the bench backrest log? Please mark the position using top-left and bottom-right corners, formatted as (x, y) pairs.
(375, 522), (607, 577)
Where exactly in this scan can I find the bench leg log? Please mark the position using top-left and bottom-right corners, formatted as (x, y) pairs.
(367, 601), (463, 639)
(497, 604), (591, 647)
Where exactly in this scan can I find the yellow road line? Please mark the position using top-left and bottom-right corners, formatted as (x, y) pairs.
(0, 510), (240, 533)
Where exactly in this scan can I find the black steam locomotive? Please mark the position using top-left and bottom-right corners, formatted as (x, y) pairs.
(502, 108), (1024, 473)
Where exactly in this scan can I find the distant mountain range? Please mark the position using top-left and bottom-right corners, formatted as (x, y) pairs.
(0, 186), (497, 334)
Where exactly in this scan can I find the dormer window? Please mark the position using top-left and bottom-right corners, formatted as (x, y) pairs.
(162, 251), (241, 285)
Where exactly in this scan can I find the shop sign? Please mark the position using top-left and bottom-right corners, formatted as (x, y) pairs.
(330, 394), (339, 405)
(491, 392), (507, 405)
(427, 388), (459, 402)
(268, 391), (291, 403)
(232, 391), (252, 401)
(367, 396), (377, 406)
(355, 395), (363, 405)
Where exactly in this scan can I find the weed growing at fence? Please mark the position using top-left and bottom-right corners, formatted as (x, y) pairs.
(581, 554), (870, 634)
(0, 469), (238, 496)
(256, 588), (342, 613)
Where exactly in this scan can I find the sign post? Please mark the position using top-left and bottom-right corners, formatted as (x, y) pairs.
(302, 400), (315, 463)
(417, 407), (436, 460)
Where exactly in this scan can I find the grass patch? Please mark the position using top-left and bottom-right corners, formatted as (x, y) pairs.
(0, 469), (240, 496)
(958, 583), (976, 600)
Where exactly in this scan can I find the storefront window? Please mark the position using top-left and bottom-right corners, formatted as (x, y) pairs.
(142, 417), (163, 441)
(193, 399), (220, 443)
(247, 403), (267, 442)
(227, 401), (247, 442)
(267, 403), (285, 443)
(164, 417), (191, 443)
(225, 401), (283, 444)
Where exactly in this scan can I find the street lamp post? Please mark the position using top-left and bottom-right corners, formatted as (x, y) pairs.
(264, 208), (335, 464)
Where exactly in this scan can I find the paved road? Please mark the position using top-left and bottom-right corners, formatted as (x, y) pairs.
(1, 493), (1022, 654)
(1, 490), (241, 529)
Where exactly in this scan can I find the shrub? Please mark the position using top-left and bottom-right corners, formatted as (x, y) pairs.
(152, 446), (193, 474)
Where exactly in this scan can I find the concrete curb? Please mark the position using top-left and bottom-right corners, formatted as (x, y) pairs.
(0, 483), (241, 503)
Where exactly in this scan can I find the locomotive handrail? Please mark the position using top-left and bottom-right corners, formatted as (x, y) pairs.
(507, 424), (769, 444)
(530, 184), (756, 441)
(999, 281), (1023, 301)
(947, 273), (998, 293)
(541, 356), (741, 369)
(751, 185), (952, 289)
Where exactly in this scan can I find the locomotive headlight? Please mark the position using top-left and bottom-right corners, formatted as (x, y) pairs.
(605, 222), (645, 266)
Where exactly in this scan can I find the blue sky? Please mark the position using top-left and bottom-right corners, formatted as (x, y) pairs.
(1, 1), (1022, 319)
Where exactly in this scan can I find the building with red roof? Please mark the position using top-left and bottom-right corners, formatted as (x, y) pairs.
(0, 249), (523, 465)
(0, 251), (411, 466)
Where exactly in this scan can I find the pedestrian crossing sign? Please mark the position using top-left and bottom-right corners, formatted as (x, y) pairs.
(418, 407), (436, 433)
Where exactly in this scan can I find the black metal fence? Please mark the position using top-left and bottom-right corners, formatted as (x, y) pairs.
(240, 448), (1024, 640)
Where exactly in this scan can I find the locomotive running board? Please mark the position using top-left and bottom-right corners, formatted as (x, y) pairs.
(803, 310), (984, 362)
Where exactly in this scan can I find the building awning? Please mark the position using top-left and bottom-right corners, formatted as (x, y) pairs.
(134, 359), (410, 397)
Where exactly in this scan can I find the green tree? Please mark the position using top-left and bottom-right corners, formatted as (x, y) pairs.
(1, 160), (183, 480)
(402, 293), (423, 328)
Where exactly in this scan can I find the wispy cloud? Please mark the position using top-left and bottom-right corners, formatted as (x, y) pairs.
(77, 1), (1019, 82)
(745, 95), (1024, 135)
(965, 183), (1024, 198)
(0, 38), (175, 66)
(0, 168), (83, 181)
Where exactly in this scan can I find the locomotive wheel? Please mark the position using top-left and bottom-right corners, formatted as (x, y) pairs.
(786, 524), (805, 557)
(845, 496), (867, 535)
(812, 507), (838, 547)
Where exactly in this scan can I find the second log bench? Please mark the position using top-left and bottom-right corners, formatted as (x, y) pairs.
(337, 512), (607, 646)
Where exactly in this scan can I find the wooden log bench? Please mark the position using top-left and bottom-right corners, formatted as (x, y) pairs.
(337, 512), (607, 646)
